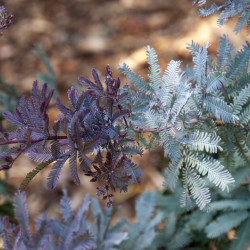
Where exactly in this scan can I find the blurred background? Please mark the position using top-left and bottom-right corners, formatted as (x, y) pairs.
(0, 0), (248, 221)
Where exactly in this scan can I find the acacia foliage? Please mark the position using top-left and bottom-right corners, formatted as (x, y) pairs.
(119, 37), (249, 210)
(1, 169), (249, 250)
(0, 1), (249, 211)
(0, 37), (249, 210)
(0, 0), (249, 249)
(0, 67), (142, 207)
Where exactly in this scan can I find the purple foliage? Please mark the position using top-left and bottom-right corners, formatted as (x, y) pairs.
(0, 191), (96, 249)
(0, 6), (13, 31)
(0, 66), (142, 206)
(86, 149), (141, 206)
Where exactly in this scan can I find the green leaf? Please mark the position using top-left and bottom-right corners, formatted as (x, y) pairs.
(19, 159), (54, 190)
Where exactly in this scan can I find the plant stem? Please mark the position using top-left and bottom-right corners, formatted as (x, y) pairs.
(0, 135), (68, 146)
(133, 125), (170, 133)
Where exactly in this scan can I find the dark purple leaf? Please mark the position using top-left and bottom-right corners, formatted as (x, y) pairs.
(78, 151), (92, 172)
(67, 87), (79, 109)
(0, 6), (13, 30)
(55, 97), (73, 117)
(4, 156), (13, 162)
(0, 164), (11, 170)
(90, 177), (97, 182)
(47, 155), (69, 189)
(93, 151), (103, 166)
(118, 92), (128, 103)
(78, 75), (103, 95)
(3, 111), (25, 127)
(115, 77), (121, 90)
(83, 136), (101, 154)
(45, 89), (55, 108)
(0, 147), (19, 159)
(69, 150), (80, 186)
(41, 83), (48, 101)
(106, 65), (112, 77)
(111, 109), (130, 123)
(92, 69), (104, 91)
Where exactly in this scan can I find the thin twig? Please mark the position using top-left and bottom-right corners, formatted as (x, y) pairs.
(0, 135), (68, 146)
(220, 81), (230, 104)
(133, 125), (171, 133)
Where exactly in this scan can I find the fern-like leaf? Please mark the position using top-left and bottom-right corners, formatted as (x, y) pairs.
(160, 129), (182, 164)
(227, 43), (250, 81)
(146, 46), (162, 91)
(186, 152), (234, 191)
(183, 168), (211, 210)
(230, 218), (250, 250)
(170, 83), (191, 124)
(168, 231), (192, 250)
(124, 158), (141, 185)
(192, 43), (209, 86)
(60, 189), (73, 224)
(28, 147), (53, 162)
(239, 105), (250, 125)
(161, 60), (182, 105)
(13, 191), (32, 241)
(163, 159), (183, 192)
(20, 159), (54, 190)
(232, 84), (250, 115)
(118, 63), (152, 94)
(234, 12), (250, 35)
(47, 155), (69, 189)
(189, 131), (222, 153)
(205, 211), (249, 238)
(216, 35), (234, 70)
(210, 199), (250, 211)
(69, 150), (80, 186)
(144, 109), (162, 129)
(204, 96), (238, 123)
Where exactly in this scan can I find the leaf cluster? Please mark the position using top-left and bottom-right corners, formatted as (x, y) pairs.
(0, 66), (142, 207)
(194, 0), (250, 34)
(0, 6), (13, 31)
(119, 37), (249, 210)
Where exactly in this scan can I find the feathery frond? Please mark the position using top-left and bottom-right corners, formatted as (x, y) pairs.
(47, 155), (69, 189)
(118, 63), (152, 94)
(69, 150), (80, 186)
(189, 131), (222, 153)
(60, 189), (73, 224)
(230, 218), (250, 250)
(210, 199), (250, 211)
(205, 211), (249, 238)
(191, 42), (209, 86)
(163, 159), (183, 192)
(186, 152), (234, 191)
(205, 72), (224, 93)
(20, 159), (54, 191)
(146, 46), (162, 91)
(232, 84), (250, 115)
(204, 96), (238, 123)
(217, 35), (234, 69)
(13, 191), (32, 241)
(198, 0), (250, 34)
(183, 168), (211, 210)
